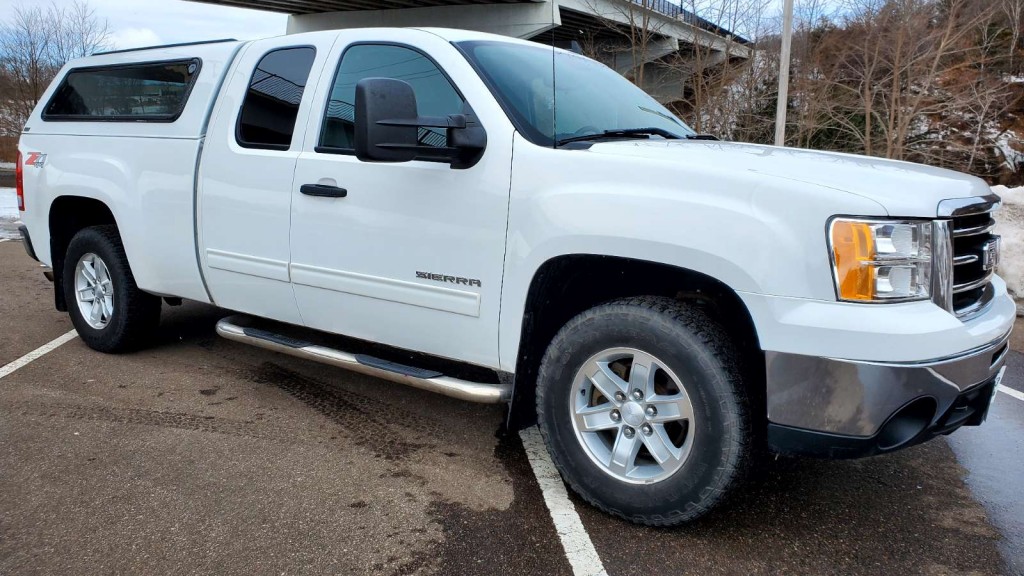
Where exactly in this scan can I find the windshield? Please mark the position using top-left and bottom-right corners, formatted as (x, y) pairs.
(455, 40), (695, 147)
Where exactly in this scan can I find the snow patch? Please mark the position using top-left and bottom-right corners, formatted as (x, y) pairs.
(993, 185), (1024, 298)
(0, 188), (18, 217)
(0, 162), (14, 171)
(994, 130), (1024, 172)
(0, 187), (20, 240)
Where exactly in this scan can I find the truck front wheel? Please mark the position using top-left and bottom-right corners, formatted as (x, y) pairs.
(63, 226), (161, 353)
(536, 296), (750, 525)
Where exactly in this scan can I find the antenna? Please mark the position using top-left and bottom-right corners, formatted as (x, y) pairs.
(550, 0), (557, 148)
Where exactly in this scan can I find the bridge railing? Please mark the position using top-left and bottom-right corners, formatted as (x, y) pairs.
(628, 0), (750, 44)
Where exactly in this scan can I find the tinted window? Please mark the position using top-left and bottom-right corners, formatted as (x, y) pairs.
(319, 44), (464, 155)
(237, 47), (316, 150)
(43, 59), (200, 121)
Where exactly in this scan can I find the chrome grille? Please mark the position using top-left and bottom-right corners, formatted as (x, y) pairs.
(948, 203), (1000, 317)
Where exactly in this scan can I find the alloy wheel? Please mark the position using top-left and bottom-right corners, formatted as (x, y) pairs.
(74, 252), (114, 330)
(569, 347), (696, 484)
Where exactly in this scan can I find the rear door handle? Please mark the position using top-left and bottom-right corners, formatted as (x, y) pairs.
(300, 184), (348, 198)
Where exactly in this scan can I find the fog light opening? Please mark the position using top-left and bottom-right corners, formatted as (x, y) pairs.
(876, 397), (936, 451)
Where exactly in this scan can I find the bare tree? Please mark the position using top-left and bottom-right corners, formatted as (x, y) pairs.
(0, 6), (51, 139)
(784, 0), (841, 149)
(49, 1), (111, 63)
(670, 0), (771, 133)
(800, 0), (1007, 163)
(0, 1), (110, 140)
(958, 79), (1014, 173)
(999, 0), (1024, 72)
(581, 0), (672, 88)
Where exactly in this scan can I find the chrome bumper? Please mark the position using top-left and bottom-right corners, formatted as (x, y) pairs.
(765, 330), (1010, 441)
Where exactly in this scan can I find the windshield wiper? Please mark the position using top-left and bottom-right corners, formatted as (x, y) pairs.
(555, 127), (683, 146)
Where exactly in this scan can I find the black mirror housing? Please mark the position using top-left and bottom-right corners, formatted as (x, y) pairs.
(354, 77), (487, 169)
(354, 78), (419, 163)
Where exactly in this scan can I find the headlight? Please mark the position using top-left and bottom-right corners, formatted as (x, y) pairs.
(829, 218), (933, 302)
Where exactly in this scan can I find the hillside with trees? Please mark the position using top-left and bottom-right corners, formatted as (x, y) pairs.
(662, 0), (1024, 185)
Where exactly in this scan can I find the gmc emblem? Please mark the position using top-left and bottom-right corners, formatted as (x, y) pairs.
(981, 237), (1001, 271)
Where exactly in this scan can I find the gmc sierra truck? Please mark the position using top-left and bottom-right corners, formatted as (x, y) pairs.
(15, 28), (1013, 525)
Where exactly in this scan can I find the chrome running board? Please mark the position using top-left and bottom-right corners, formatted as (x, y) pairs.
(215, 315), (511, 404)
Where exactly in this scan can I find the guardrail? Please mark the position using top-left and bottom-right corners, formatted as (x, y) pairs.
(629, 0), (751, 44)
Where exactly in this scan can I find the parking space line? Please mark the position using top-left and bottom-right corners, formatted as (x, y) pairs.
(520, 426), (608, 576)
(998, 385), (1024, 402)
(0, 330), (78, 380)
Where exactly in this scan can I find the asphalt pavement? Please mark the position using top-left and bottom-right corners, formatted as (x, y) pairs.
(949, 350), (1024, 576)
(0, 238), (1021, 575)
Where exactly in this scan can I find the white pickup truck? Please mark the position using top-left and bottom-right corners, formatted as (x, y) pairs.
(16, 27), (1014, 525)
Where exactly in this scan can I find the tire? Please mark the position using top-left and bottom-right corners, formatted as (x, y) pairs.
(536, 296), (750, 526)
(63, 225), (161, 353)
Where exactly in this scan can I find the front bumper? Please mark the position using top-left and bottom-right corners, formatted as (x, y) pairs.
(766, 330), (1010, 458)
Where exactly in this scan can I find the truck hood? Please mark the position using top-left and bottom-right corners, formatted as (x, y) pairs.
(585, 140), (993, 217)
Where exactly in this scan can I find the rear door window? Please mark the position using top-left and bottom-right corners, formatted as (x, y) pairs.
(236, 46), (317, 150)
(43, 59), (200, 122)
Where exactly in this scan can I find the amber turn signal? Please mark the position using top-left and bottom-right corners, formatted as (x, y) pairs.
(831, 220), (877, 301)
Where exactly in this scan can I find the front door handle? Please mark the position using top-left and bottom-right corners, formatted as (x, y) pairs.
(300, 184), (348, 198)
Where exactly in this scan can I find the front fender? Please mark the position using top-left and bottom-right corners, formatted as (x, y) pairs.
(498, 135), (887, 370)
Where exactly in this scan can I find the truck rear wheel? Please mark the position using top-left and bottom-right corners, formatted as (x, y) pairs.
(535, 296), (750, 525)
(63, 226), (161, 353)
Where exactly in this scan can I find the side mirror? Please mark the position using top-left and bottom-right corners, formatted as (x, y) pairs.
(354, 77), (419, 163)
(354, 77), (487, 169)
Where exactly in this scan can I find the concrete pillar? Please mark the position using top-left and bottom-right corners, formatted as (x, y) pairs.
(598, 36), (679, 75)
(640, 50), (729, 103)
(287, 0), (560, 39)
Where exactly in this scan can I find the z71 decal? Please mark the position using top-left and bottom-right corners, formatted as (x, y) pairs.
(416, 271), (482, 287)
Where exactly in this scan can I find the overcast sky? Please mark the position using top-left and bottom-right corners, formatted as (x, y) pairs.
(0, 0), (287, 50)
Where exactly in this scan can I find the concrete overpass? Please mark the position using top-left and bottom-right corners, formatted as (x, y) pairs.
(187, 0), (751, 104)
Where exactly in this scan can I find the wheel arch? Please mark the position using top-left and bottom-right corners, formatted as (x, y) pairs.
(49, 195), (119, 312)
(505, 254), (765, 430)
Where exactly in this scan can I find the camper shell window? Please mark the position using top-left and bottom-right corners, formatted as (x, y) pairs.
(42, 58), (201, 122)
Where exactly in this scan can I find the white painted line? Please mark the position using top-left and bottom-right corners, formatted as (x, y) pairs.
(998, 385), (1024, 402)
(0, 330), (78, 380)
(520, 426), (608, 576)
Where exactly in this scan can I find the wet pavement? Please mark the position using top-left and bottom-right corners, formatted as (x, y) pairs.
(0, 239), (1020, 575)
(948, 350), (1024, 576)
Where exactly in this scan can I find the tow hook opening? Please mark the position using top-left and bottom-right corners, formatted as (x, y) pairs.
(876, 397), (937, 451)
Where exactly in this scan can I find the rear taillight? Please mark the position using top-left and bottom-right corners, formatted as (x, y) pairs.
(15, 151), (25, 211)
